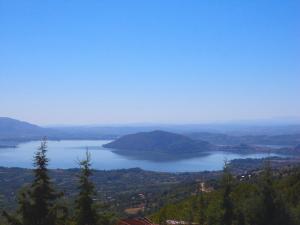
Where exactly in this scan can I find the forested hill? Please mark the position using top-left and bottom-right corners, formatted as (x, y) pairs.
(103, 130), (211, 153)
(151, 166), (300, 225)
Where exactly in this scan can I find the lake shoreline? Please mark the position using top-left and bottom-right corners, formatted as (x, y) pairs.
(0, 139), (293, 172)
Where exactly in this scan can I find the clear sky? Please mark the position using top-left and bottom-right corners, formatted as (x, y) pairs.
(0, 0), (299, 125)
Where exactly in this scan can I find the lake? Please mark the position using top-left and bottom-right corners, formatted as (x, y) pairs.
(0, 140), (279, 172)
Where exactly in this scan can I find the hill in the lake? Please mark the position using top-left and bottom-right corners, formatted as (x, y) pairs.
(103, 130), (211, 154)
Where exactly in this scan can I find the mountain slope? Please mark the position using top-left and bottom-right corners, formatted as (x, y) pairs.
(103, 130), (211, 153)
(0, 117), (56, 140)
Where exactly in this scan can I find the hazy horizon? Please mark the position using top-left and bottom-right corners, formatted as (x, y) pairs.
(1, 0), (299, 125)
(2, 116), (300, 127)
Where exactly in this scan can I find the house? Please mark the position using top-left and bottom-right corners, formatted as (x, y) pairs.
(166, 220), (190, 225)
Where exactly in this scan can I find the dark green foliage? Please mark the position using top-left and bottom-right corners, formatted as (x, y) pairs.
(152, 166), (300, 225)
(0, 165), (209, 218)
(2, 211), (21, 225)
(30, 140), (62, 225)
(188, 196), (198, 225)
(220, 163), (234, 225)
(252, 165), (293, 225)
(278, 169), (300, 223)
(1, 142), (114, 225)
(2, 139), (64, 225)
(198, 191), (205, 225)
(75, 151), (98, 225)
(2, 139), (300, 225)
(96, 209), (116, 225)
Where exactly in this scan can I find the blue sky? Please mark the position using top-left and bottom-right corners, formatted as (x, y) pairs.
(0, 0), (299, 125)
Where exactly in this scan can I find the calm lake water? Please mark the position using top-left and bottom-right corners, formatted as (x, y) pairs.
(0, 140), (278, 172)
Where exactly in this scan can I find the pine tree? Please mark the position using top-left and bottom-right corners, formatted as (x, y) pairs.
(220, 161), (234, 225)
(30, 139), (61, 225)
(3, 138), (62, 225)
(198, 189), (205, 225)
(75, 151), (98, 225)
(256, 162), (293, 225)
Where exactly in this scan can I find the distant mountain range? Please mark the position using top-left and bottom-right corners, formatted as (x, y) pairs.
(1, 117), (300, 151)
(103, 130), (211, 153)
(0, 117), (116, 143)
(185, 132), (300, 146)
(1, 117), (300, 162)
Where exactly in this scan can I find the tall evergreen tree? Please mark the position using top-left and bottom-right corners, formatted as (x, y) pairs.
(30, 139), (61, 225)
(198, 188), (205, 225)
(75, 151), (98, 225)
(256, 163), (293, 225)
(3, 138), (62, 225)
(220, 162), (234, 225)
